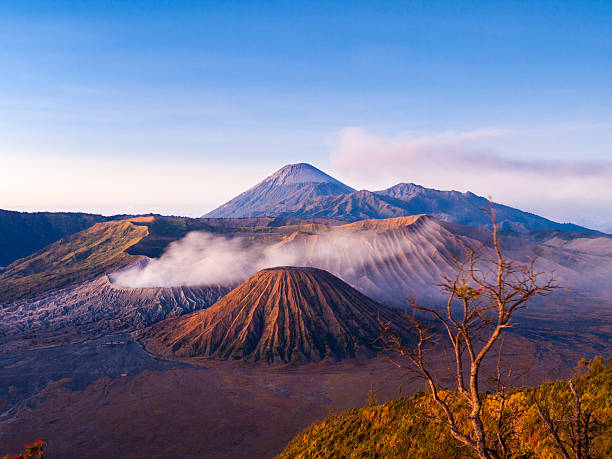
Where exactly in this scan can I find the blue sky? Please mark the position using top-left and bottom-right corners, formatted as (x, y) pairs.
(1, 1), (611, 230)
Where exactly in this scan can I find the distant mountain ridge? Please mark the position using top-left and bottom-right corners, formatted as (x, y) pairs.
(374, 183), (590, 233)
(205, 163), (594, 233)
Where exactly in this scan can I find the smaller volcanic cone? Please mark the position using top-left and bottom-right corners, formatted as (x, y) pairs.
(141, 266), (411, 364)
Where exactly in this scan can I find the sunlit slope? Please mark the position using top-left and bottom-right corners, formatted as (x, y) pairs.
(0, 218), (150, 303)
(274, 215), (612, 306)
(279, 363), (612, 458)
(0, 209), (110, 267)
(141, 266), (412, 363)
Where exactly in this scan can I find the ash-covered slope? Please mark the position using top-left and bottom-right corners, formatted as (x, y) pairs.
(204, 163), (355, 218)
(267, 215), (612, 306)
(142, 267), (411, 363)
(0, 274), (230, 351)
(205, 163), (593, 233)
(274, 215), (464, 306)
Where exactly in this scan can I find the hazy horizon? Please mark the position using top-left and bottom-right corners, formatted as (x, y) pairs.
(3, 158), (612, 233)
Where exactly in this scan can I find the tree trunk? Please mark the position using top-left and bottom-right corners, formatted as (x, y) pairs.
(470, 366), (492, 459)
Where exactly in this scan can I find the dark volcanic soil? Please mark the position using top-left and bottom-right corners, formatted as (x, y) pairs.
(1, 320), (607, 459)
(0, 335), (411, 459)
(0, 333), (182, 419)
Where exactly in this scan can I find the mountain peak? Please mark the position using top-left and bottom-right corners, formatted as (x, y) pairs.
(204, 164), (593, 233)
(204, 163), (354, 218)
(265, 163), (353, 188)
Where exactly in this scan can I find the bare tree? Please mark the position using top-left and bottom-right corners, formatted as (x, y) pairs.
(381, 202), (560, 459)
(534, 377), (607, 459)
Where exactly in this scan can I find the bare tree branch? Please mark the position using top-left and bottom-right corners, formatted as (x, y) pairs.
(381, 200), (563, 459)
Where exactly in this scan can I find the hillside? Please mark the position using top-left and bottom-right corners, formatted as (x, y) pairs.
(0, 218), (150, 303)
(141, 266), (412, 363)
(273, 189), (412, 221)
(0, 209), (110, 267)
(279, 360), (612, 458)
(205, 163), (594, 233)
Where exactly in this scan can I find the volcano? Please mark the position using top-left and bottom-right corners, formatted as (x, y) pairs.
(204, 163), (355, 218)
(204, 163), (593, 233)
(141, 266), (411, 364)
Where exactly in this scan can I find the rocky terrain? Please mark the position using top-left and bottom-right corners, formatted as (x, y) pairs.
(3, 213), (610, 353)
(0, 275), (230, 352)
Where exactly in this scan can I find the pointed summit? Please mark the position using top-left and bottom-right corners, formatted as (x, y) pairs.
(265, 163), (352, 188)
(204, 163), (355, 218)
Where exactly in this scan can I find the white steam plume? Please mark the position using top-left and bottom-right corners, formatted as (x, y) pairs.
(109, 225), (612, 306)
(110, 229), (390, 288)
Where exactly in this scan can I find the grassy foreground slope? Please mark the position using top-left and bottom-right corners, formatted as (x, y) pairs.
(0, 218), (150, 303)
(279, 361), (612, 458)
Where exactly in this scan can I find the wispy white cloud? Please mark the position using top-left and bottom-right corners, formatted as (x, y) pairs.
(330, 126), (612, 230)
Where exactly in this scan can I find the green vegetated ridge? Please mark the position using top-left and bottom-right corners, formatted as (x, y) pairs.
(0, 219), (149, 303)
(0, 209), (111, 267)
(279, 359), (612, 458)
